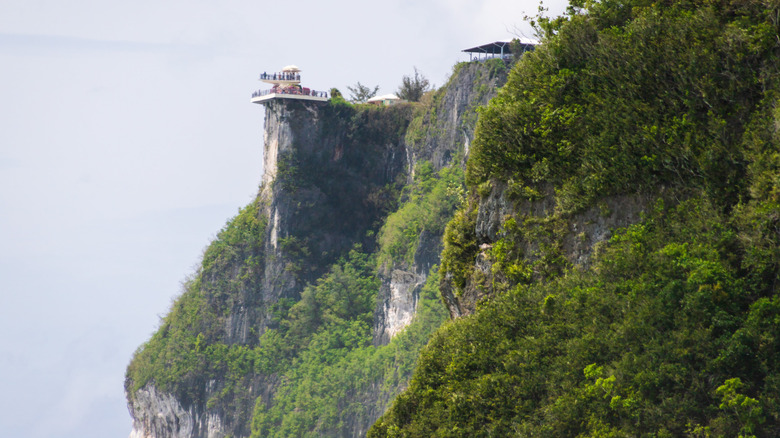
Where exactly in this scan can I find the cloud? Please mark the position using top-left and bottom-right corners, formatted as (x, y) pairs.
(0, 32), (213, 56)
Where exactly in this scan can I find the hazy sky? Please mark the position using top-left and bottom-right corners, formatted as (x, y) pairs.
(0, 1), (567, 437)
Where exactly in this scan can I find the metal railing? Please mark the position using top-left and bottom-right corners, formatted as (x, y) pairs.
(252, 88), (329, 99)
(259, 72), (301, 81)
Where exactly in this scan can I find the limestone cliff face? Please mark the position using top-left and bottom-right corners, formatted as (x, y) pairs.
(128, 384), (224, 438)
(406, 60), (509, 173)
(127, 60), (512, 438)
(440, 182), (653, 319)
(373, 60), (509, 344)
(126, 98), (410, 438)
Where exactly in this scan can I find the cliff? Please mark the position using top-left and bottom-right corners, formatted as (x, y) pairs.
(372, 60), (509, 345)
(126, 60), (510, 437)
(371, 2), (780, 436)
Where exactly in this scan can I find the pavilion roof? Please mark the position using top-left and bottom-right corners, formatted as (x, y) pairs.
(462, 39), (537, 54)
(367, 94), (400, 103)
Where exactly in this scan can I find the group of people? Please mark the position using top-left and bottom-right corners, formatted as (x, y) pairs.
(254, 69), (330, 98)
(260, 72), (301, 81)
(252, 86), (328, 99)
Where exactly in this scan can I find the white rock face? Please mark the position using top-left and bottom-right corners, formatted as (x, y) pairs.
(128, 385), (193, 438)
(381, 269), (423, 340)
(127, 385), (226, 438)
(261, 101), (294, 189)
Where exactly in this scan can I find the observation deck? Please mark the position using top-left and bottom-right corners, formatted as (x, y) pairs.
(251, 65), (329, 104)
(462, 39), (537, 62)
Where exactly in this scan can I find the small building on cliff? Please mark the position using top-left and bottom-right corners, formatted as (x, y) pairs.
(366, 94), (403, 106)
(462, 38), (537, 62)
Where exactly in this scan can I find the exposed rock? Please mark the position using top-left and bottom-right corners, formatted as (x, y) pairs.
(407, 61), (509, 172)
(443, 182), (652, 318)
(373, 61), (511, 342)
(128, 385), (215, 438)
(127, 60), (511, 438)
(374, 269), (423, 345)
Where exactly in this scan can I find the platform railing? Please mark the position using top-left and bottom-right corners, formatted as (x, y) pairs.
(252, 88), (329, 99)
(259, 72), (301, 81)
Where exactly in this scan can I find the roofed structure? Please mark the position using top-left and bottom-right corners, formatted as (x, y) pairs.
(462, 38), (537, 61)
(251, 65), (329, 104)
(366, 94), (403, 106)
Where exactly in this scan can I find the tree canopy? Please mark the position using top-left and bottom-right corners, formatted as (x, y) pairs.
(397, 67), (431, 102)
(347, 81), (380, 103)
(371, 0), (780, 436)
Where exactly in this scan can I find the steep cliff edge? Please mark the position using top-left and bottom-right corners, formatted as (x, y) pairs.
(126, 60), (510, 438)
(125, 98), (411, 438)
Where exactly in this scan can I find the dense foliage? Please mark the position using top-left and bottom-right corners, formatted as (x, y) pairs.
(468, 0), (777, 212)
(372, 197), (780, 437)
(397, 68), (432, 102)
(250, 261), (447, 437)
(377, 161), (465, 269)
(373, 0), (780, 436)
(125, 198), (268, 407)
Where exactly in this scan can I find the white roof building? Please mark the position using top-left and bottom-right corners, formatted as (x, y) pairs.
(366, 94), (403, 106)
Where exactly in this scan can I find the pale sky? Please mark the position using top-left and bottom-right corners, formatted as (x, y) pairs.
(0, 1), (566, 437)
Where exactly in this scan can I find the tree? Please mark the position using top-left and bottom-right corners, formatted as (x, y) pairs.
(397, 67), (431, 102)
(347, 82), (380, 104)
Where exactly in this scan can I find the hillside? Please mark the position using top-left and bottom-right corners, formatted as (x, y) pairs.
(371, 1), (780, 436)
(125, 61), (509, 437)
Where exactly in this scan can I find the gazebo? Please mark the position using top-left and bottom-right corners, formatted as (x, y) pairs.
(462, 38), (537, 62)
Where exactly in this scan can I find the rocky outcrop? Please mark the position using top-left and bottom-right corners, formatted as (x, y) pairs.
(373, 61), (510, 344)
(442, 181), (652, 318)
(406, 60), (509, 173)
(127, 385), (224, 438)
(127, 59), (513, 438)
(374, 269), (423, 344)
(127, 98), (411, 438)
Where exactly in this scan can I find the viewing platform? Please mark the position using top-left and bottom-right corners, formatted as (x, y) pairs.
(251, 65), (329, 104)
(462, 39), (537, 62)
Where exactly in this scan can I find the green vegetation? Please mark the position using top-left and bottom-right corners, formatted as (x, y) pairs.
(377, 161), (465, 269)
(250, 262), (448, 437)
(438, 198), (479, 298)
(347, 82), (380, 104)
(397, 67), (432, 102)
(126, 197), (268, 407)
(250, 157), (464, 436)
(373, 196), (780, 436)
(373, 0), (780, 436)
(467, 0), (777, 213)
